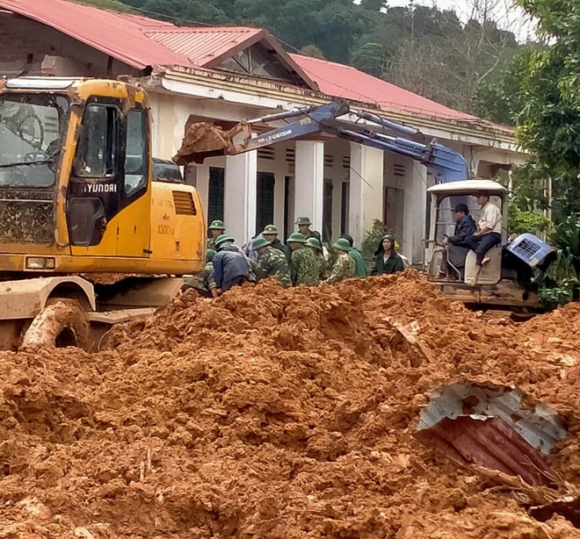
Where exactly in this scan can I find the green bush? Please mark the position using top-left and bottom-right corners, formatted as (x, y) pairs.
(539, 215), (580, 308)
(508, 207), (552, 236)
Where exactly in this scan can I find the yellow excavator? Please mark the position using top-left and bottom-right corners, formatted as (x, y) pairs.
(0, 77), (206, 351)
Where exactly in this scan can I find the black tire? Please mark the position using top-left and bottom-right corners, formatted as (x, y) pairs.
(20, 298), (90, 352)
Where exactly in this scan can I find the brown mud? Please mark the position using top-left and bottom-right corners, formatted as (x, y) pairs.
(1, 271), (580, 538)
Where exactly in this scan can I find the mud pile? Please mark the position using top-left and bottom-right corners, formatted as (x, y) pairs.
(1, 272), (580, 538)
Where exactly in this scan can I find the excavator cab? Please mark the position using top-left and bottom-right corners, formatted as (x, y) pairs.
(0, 77), (206, 351)
(425, 180), (554, 311)
(0, 77), (204, 275)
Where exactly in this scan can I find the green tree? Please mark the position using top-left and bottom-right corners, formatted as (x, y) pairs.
(474, 45), (538, 126)
(515, 0), (580, 219)
(300, 45), (325, 59)
(360, 0), (386, 11)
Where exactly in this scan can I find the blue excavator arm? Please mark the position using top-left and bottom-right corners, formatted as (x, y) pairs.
(174, 100), (469, 184)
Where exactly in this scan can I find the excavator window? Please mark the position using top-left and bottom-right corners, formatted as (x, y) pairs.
(0, 93), (68, 188)
(124, 109), (148, 197)
(74, 104), (120, 178)
(434, 194), (503, 245)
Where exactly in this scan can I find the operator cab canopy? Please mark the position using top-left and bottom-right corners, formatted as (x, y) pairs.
(427, 179), (507, 197)
(427, 179), (508, 247)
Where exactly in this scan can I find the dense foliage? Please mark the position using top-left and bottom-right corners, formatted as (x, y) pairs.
(76, 0), (523, 121)
(513, 0), (580, 219)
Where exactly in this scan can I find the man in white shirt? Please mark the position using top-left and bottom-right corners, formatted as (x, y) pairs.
(464, 193), (503, 286)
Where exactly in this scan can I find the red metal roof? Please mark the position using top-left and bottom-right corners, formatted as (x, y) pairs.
(291, 54), (476, 121)
(0, 0), (499, 124)
(145, 27), (262, 67)
(0, 0), (191, 70)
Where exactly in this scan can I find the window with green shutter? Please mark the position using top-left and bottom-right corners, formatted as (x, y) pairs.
(341, 181), (349, 236)
(256, 172), (275, 236)
(323, 179), (333, 242)
(207, 167), (224, 235)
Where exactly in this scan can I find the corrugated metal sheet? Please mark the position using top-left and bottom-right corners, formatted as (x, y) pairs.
(0, 0), (515, 126)
(146, 28), (261, 67)
(414, 382), (568, 486)
(0, 0), (190, 69)
(290, 54), (482, 122)
(416, 415), (554, 486)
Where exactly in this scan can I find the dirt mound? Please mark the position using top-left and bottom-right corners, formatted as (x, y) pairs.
(0, 272), (580, 537)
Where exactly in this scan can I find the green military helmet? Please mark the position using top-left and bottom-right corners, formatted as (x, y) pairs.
(287, 232), (307, 243)
(332, 237), (352, 252)
(215, 234), (235, 248)
(252, 236), (271, 250)
(206, 248), (216, 262)
(209, 219), (226, 230)
(305, 237), (322, 251)
(262, 224), (278, 235)
(296, 216), (312, 226)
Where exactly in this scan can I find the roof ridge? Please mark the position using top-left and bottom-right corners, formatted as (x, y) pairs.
(144, 26), (261, 34)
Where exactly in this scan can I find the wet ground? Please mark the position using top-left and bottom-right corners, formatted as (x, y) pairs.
(1, 272), (579, 538)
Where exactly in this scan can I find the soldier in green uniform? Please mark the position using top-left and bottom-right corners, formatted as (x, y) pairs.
(296, 217), (322, 244)
(207, 220), (226, 250)
(305, 237), (327, 281)
(340, 234), (368, 277)
(253, 237), (292, 287)
(326, 237), (356, 284)
(183, 249), (218, 297)
(214, 234), (258, 284)
(261, 224), (291, 262)
(287, 232), (320, 286)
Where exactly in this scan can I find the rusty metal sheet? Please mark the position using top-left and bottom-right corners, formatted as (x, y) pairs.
(415, 415), (554, 486)
(414, 382), (568, 486)
(0, 0), (189, 70)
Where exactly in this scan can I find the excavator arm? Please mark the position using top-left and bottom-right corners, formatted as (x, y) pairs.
(174, 99), (469, 184)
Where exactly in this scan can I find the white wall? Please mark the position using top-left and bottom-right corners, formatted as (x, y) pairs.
(146, 89), (527, 260)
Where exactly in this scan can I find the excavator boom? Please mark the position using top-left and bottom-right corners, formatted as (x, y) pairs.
(174, 99), (469, 183)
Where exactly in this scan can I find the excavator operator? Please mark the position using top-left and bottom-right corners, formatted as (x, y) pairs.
(464, 193), (503, 286)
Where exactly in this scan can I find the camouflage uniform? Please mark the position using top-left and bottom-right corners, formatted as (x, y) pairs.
(205, 261), (217, 291)
(256, 246), (292, 287)
(270, 238), (292, 263)
(290, 247), (320, 286)
(183, 261), (216, 296)
(316, 252), (327, 280)
(246, 256), (258, 283)
(326, 252), (355, 284)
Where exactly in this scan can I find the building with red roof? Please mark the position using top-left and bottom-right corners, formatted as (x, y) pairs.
(0, 0), (526, 261)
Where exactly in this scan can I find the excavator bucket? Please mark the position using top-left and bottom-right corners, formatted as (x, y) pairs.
(173, 122), (246, 165)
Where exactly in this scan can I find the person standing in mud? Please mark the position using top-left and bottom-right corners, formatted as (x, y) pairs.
(207, 220), (226, 250)
(261, 224), (291, 262)
(253, 237), (292, 287)
(295, 217), (322, 244)
(287, 232), (320, 286)
(339, 234), (367, 278)
(371, 234), (405, 275)
(305, 237), (327, 281)
(325, 238), (355, 284)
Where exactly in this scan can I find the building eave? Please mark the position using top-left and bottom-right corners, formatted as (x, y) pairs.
(201, 29), (320, 92)
(153, 65), (519, 151)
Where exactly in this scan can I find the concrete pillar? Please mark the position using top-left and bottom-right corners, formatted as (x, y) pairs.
(193, 164), (209, 216)
(402, 163), (427, 266)
(224, 151), (258, 243)
(348, 143), (384, 247)
(294, 141), (324, 233)
(332, 173), (343, 242)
